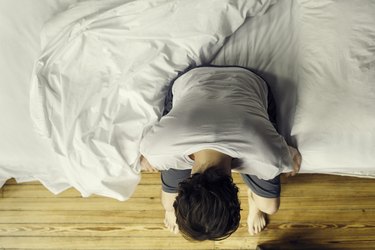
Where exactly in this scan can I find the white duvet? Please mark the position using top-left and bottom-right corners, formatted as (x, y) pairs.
(28, 0), (275, 200)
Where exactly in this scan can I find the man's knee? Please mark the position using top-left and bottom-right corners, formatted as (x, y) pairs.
(261, 200), (279, 215)
(252, 192), (280, 215)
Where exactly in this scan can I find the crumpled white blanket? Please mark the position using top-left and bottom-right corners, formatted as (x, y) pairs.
(30, 0), (276, 200)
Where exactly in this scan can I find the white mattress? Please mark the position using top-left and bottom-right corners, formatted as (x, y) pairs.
(0, 0), (77, 192)
(213, 0), (375, 177)
(1, 0), (374, 200)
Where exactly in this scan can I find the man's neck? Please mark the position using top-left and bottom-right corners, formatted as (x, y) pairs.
(191, 149), (232, 174)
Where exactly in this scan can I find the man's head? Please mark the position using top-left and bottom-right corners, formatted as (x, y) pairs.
(173, 166), (241, 241)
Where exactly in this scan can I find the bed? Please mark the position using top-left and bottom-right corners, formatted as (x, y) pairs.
(1, 0), (374, 201)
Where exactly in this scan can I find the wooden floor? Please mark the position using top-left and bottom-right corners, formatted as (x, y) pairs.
(0, 173), (374, 250)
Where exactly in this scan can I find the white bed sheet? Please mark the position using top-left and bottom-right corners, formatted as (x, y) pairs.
(213, 0), (375, 177)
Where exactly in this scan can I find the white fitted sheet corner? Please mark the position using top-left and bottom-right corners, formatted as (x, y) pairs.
(291, 0), (375, 174)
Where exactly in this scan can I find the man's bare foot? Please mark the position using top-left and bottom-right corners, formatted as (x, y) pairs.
(164, 210), (179, 234)
(248, 189), (267, 235)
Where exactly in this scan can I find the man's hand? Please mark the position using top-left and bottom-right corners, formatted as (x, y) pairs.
(161, 190), (179, 234)
(285, 146), (302, 177)
(140, 155), (159, 172)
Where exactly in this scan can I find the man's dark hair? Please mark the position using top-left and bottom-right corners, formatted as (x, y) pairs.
(173, 166), (241, 241)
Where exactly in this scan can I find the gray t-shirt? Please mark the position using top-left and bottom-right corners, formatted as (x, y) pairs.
(140, 67), (292, 179)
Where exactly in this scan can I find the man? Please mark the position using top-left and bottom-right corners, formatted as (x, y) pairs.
(140, 66), (301, 240)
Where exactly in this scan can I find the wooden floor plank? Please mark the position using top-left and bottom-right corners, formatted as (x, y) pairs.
(0, 223), (177, 237)
(1, 209), (373, 224)
(0, 210), (164, 224)
(2, 185), (160, 198)
(3, 173), (375, 199)
(0, 197), (162, 211)
(3, 182), (375, 198)
(4, 173), (374, 186)
(0, 223), (374, 237)
(3, 173), (162, 186)
(1, 196), (374, 211)
(215, 237), (375, 250)
(0, 236), (214, 250)
(270, 209), (375, 223)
